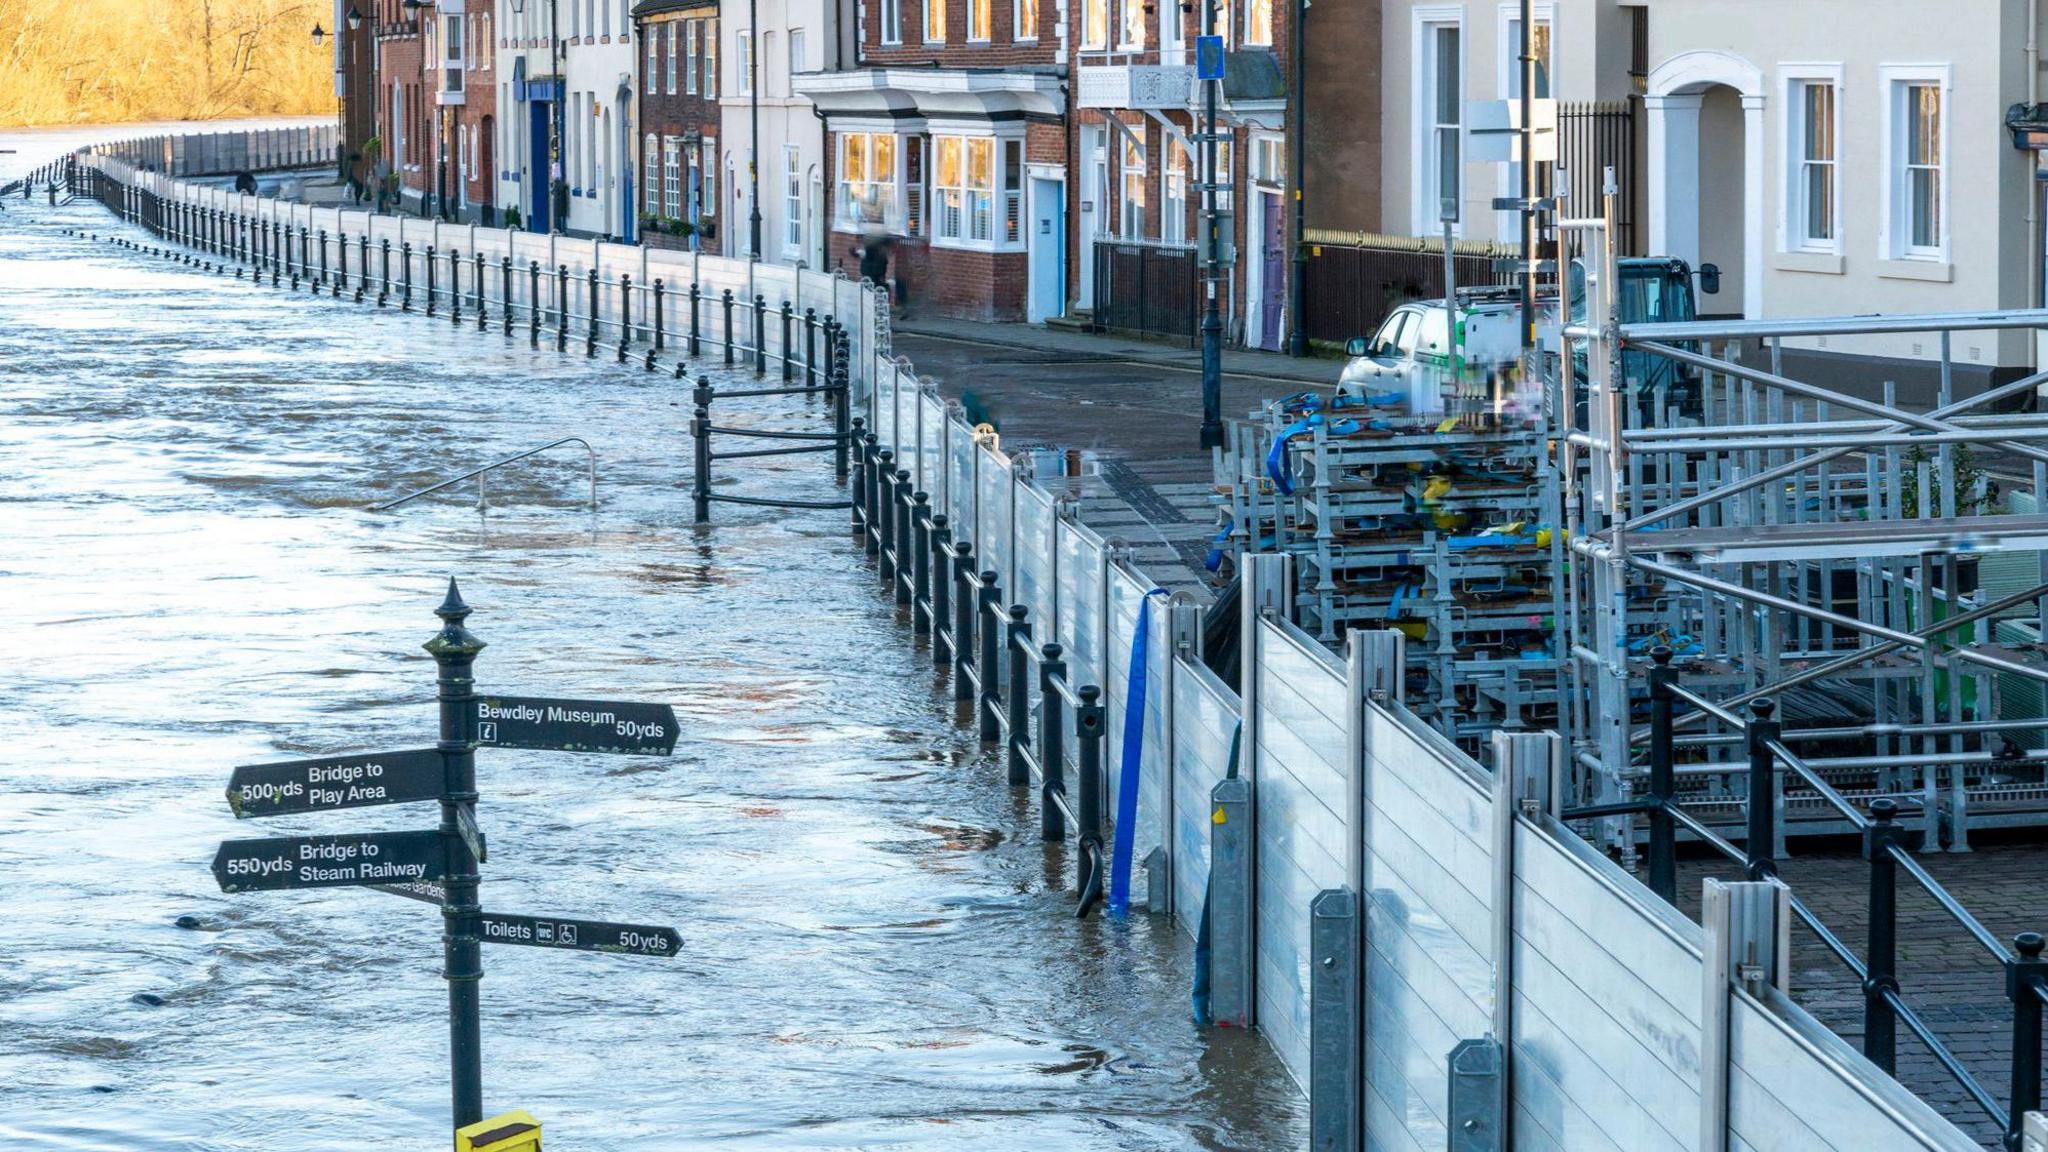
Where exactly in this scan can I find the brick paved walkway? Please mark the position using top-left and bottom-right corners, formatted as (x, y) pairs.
(1678, 838), (2048, 1148)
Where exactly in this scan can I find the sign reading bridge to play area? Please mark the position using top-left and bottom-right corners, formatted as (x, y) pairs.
(472, 695), (679, 755)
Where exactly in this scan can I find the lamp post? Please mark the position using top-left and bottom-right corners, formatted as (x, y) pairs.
(346, 6), (368, 196)
(748, 0), (761, 269)
(313, 23), (344, 181)
(1196, 11), (1224, 450)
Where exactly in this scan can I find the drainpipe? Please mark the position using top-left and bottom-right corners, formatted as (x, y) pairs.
(1285, 0), (1306, 356)
(2031, 0), (2041, 328)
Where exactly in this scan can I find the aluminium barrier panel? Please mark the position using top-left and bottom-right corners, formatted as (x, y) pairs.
(1171, 657), (1241, 939)
(976, 448), (1014, 596)
(919, 392), (946, 502)
(1360, 702), (1496, 1150)
(1013, 485), (1058, 631)
(1253, 616), (1353, 1089)
(895, 371), (922, 479)
(1104, 564), (1170, 902)
(1055, 518), (1107, 706)
(947, 416), (977, 533)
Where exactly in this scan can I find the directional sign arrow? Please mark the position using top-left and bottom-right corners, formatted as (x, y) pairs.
(478, 912), (681, 958)
(213, 831), (444, 893)
(226, 749), (444, 819)
(472, 694), (678, 755)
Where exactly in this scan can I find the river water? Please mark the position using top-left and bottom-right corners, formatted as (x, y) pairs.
(0, 134), (1304, 1149)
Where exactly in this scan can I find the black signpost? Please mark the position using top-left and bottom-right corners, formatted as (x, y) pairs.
(209, 580), (683, 1138)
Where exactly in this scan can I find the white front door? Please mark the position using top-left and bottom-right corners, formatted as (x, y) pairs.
(1077, 127), (1107, 311)
(1028, 176), (1064, 323)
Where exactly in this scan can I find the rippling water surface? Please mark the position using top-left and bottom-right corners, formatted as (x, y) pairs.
(0, 128), (1304, 1150)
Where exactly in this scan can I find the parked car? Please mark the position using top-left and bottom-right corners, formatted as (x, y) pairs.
(1336, 288), (1530, 420)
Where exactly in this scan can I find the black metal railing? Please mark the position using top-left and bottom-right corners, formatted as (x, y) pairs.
(1557, 101), (1638, 255)
(1301, 234), (1515, 347)
(1565, 646), (2048, 1150)
(1090, 239), (1198, 346)
(849, 437), (1110, 917)
(688, 333), (853, 523)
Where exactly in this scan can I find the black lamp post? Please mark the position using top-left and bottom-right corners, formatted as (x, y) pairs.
(402, 0), (448, 219)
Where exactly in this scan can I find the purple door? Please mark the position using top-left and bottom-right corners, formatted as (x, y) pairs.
(1261, 191), (1285, 348)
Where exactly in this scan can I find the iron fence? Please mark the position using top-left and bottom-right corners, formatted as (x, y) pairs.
(1090, 239), (1199, 346)
(1558, 100), (1637, 255)
(1300, 232), (1514, 347)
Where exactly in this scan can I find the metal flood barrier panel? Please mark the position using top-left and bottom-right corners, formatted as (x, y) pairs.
(1252, 615), (1353, 1085)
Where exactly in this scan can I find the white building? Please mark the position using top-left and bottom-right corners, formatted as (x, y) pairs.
(493, 0), (639, 237)
(719, 0), (849, 265)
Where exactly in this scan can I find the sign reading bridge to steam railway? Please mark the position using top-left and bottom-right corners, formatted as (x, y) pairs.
(207, 579), (684, 1139)
(471, 695), (679, 755)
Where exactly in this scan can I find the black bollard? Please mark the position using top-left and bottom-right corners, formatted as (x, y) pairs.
(528, 261), (542, 346)
(499, 255), (511, 335)
(804, 308), (818, 388)
(617, 273), (632, 362)
(652, 279), (666, 353)
(721, 289), (735, 365)
(753, 294), (767, 375)
(586, 267), (599, 357)
(556, 265), (570, 352)
(401, 242), (414, 310)
(691, 377), (714, 524)
(476, 251), (488, 331)
(688, 281), (702, 357)
(448, 247), (461, 325)
(425, 245), (438, 317)
(780, 300), (794, 383)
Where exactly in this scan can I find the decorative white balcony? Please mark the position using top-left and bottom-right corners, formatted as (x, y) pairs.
(1076, 65), (1192, 110)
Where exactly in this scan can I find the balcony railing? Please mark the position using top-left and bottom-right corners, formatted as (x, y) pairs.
(1076, 64), (1191, 110)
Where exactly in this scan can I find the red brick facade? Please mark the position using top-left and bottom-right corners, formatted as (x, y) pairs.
(457, 0), (499, 221)
(372, 6), (431, 207)
(633, 0), (722, 251)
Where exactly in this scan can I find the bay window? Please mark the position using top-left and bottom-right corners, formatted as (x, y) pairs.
(839, 131), (899, 229)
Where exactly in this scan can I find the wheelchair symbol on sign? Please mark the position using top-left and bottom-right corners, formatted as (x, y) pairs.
(557, 924), (577, 946)
(478, 722), (497, 743)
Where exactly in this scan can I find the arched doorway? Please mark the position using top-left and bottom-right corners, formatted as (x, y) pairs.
(1646, 50), (1765, 319)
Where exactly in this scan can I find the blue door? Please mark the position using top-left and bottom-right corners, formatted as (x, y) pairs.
(527, 99), (552, 232)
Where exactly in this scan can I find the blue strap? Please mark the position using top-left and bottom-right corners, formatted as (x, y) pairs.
(1110, 588), (1170, 917)
(1266, 416), (1364, 496)
(1203, 516), (1234, 572)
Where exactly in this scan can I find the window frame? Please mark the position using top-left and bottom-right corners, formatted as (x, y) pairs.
(1778, 62), (1843, 256)
(664, 135), (682, 217)
(1081, 0), (1107, 50)
(1494, 2), (1552, 101)
(1118, 133), (1147, 240)
(1119, 0), (1144, 49)
(929, 132), (1020, 251)
(646, 132), (661, 214)
(784, 143), (804, 258)
(924, 0), (946, 45)
(1241, 0), (1270, 49)
(837, 130), (902, 232)
(736, 29), (754, 96)
(685, 20), (699, 94)
(969, 0), (991, 43)
(882, 0), (902, 45)
(1412, 7), (1464, 237)
(1013, 0), (1036, 41)
(1877, 63), (1950, 264)
(1162, 139), (1189, 246)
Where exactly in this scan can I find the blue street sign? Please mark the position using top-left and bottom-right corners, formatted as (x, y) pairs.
(1196, 36), (1225, 81)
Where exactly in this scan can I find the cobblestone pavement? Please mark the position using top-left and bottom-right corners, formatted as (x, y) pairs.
(1677, 837), (2048, 1148)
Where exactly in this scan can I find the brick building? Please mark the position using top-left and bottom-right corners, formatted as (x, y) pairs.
(334, 1), (378, 198)
(794, 0), (1064, 322)
(634, 0), (722, 251)
(455, 0), (499, 222)
(371, 0), (432, 212)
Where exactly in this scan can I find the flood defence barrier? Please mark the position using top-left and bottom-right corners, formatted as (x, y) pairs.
(57, 125), (2021, 1149)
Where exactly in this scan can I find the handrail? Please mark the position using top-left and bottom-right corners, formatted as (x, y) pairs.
(1885, 841), (2014, 964)
(373, 437), (597, 512)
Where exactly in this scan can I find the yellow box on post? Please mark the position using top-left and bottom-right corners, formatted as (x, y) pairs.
(455, 1110), (541, 1152)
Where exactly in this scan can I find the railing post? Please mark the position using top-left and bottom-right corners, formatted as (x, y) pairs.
(498, 255), (511, 335)
(1647, 645), (1678, 905)
(911, 493), (933, 633)
(270, 221), (281, 285)
(653, 278), (666, 351)
(847, 418), (868, 533)
(930, 514), (952, 665)
(378, 237), (390, 306)
(1863, 797), (1905, 1075)
(866, 443), (886, 558)
(780, 300), (795, 382)
(952, 546), (976, 702)
(875, 450), (897, 575)
(528, 261), (541, 345)
(691, 377), (714, 525)
(894, 470), (914, 606)
(689, 282), (702, 356)
(1745, 698), (1780, 881)
(401, 241), (414, 310)
(475, 250), (487, 330)
(2009, 933), (2048, 1151)
(556, 265), (570, 352)
(721, 289), (736, 364)
(1075, 685), (1106, 916)
(317, 228), (328, 289)
(1006, 605), (1030, 785)
(299, 226), (309, 288)
(448, 247), (462, 324)
(425, 244), (437, 316)
(753, 294), (768, 375)
(977, 572), (1002, 743)
(334, 227), (346, 296)
(585, 267), (599, 356)
(832, 349), (852, 484)
(805, 307), (818, 388)
(1039, 644), (1067, 840)
(618, 273), (633, 361)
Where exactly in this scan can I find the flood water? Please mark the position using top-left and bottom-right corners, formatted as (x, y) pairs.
(0, 132), (1305, 1150)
